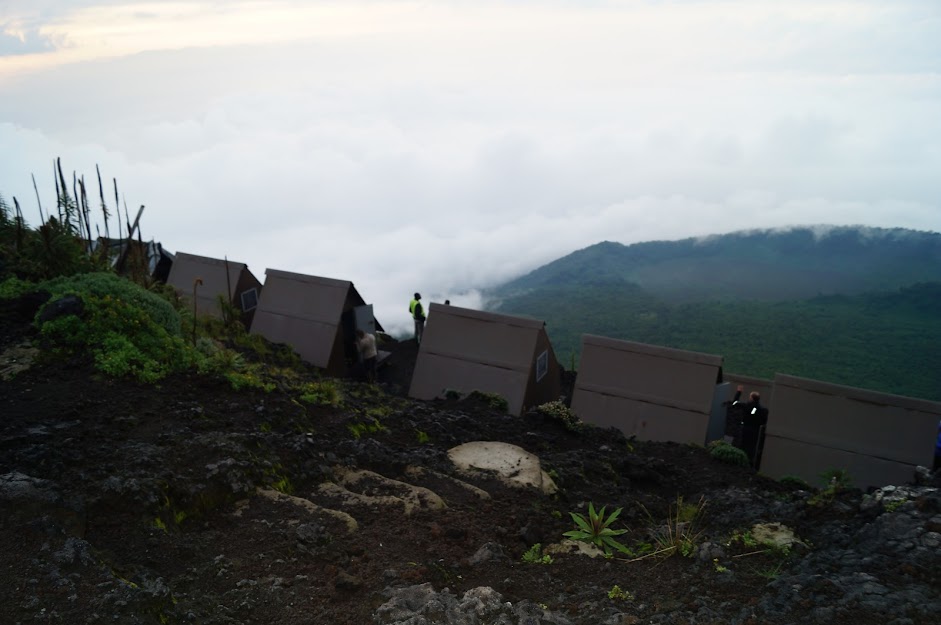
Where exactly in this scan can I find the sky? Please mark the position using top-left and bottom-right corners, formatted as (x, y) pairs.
(1, 0), (939, 334)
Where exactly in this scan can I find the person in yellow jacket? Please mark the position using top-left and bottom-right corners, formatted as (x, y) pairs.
(409, 292), (426, 344)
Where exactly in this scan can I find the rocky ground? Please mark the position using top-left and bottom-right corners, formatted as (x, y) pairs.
(1, 305), (940, 625)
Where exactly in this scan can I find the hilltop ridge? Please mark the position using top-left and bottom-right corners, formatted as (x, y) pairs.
(494, 225), (941, 302)
(489, 225), (941, 401)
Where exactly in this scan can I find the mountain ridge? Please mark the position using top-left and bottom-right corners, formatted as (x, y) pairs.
(493, 225), (941, 303)
(488, 225), (941, 401)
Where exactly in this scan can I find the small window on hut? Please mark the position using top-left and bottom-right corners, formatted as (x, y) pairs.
(240, 288), (259, 312)
(536, 350), (548, 382)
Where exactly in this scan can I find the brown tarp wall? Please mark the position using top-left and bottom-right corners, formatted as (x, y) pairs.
(408, 303), (561, 416)
(761, 374), (940, 489)
(571, 335), (723, 444)
(166, 252), (261, 325)
(249, 269), (367, 376)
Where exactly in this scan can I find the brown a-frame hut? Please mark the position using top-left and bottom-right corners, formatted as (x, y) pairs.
(571, 335), (725, 444)
(249, 269), (381, 376)
(760, 374), (940, 489)
(166, 252), (262, 325)
(408, 303), (561, 415)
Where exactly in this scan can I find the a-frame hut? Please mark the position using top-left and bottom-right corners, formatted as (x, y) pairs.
(571, 335), (725, 444)
(408, 304), (561, 416)
(166, 252), (262, 325)
(249, 269), (381, 376)
(760, 374), (940, 490)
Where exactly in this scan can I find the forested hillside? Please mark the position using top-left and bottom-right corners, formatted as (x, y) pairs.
(496, 226), (941, 302)
(490, 227), (941, 401)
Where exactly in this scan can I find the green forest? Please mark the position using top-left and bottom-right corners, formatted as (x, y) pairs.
(492, 248), (941, 402)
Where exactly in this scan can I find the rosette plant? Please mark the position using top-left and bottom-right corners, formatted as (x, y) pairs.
(563, 502), (631, 556)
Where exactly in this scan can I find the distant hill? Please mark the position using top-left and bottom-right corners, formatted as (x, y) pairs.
(494, 226), (941, 302)
(489, 226), (941, 401)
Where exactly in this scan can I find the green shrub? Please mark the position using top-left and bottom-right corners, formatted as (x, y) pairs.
(0, 276), (34, 300)
(709, 440), (750, 467)
(534, 400), (582, 432)
(40, 272), (181, 335)
(37, 278), (194, 383)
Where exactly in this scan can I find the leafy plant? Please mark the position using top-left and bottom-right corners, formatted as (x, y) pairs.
(563, 502), (631, 556)
(713, 558), (728, 573)
(521, 544), (553, 565)
(416, 430), (430, 444)
(884, 498), (906, 513)
(272, 475), (294, 495)
(0, 276), (34, 300)
(534, 400), (582, 432)
(708, 440), (750, 467)
(224, 365), (275, 393)
(299, 379), (342, 407)
(729, 530), (758, 548)
(607, 585), (633, 601)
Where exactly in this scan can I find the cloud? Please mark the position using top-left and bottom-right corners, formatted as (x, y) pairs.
(1, 1), (939, 335)
(0, 27), (59, 56)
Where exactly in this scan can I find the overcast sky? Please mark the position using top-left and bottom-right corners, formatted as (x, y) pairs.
(1, 0), (939, 334)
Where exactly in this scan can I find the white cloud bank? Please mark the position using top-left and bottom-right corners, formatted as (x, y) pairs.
(1, 1), (939, 334)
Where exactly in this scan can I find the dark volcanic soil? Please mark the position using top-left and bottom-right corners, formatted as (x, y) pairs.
(1, 323), (939, 624)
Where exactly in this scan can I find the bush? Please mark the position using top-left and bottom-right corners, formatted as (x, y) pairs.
(35, 273), (194, 383)
(534, 400), (582, 432)
(0, 276), (35, 300)
(708, 440), (750, 467)
(41, 272), (181, 335)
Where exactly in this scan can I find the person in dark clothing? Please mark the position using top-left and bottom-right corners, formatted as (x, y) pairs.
(732, 385), (769, 468)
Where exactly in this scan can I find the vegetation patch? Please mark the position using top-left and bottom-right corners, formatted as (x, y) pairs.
(563, 502), (631, 556)
(36, 273), (194, 383)
(466, 390), (509, 413)
(708, 440), (750, 467)
(521, 544), (553, 565)
(533, 400), (583, 432)
(299, 379), (342, 407)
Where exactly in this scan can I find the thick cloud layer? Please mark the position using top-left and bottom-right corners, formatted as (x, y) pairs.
(1, 1), (939, 334)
